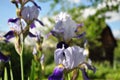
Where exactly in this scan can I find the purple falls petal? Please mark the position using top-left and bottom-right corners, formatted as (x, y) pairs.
(50, 30), (57, 37)
(85, 63), (96, 73)
(0, 52), (10, 62)
(48, 66), (64, 80)
(8, 18), (20, 23)
(35, 19), (44, 26)
(28, 32), (36, 37)
(30, 0), (41, 10)
(30, 22), (36, 28)
(76, 32), (86, 38)
(11, 0), (19, 8)
(4, 31), (14, 41)
(51, 30), (62, 37)
(50, 30), (64, 37)
(80, 68), (89, 80)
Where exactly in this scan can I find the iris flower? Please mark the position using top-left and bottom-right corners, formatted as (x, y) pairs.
(21, 5), (44, 28)
(4, 18), (36, 41)
(3, 18), (37, 54)
(10, 0), (44, 28)
(48, 65), (64, 80)
(49, 43), (96, 80)
(0, 52), (10, 63)
(51, 12), (85, 42)
(0, 52), (10, 75)
(54, 45), (86, 69)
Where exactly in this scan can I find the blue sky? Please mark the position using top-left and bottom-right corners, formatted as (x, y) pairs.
(0, 0), (16, 31)
(0, 0), (120, 38)
(0, 0), (52, 31)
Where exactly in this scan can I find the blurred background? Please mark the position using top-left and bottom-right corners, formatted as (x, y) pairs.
(0, 0), (120, 79)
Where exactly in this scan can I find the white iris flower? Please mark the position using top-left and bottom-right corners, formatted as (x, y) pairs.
(21, 5), (39, 22)
(52, 12), (78, 41)
(54, 45), (87, 69)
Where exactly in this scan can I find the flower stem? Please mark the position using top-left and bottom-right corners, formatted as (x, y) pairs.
(20, 54), (24, 80)
(4, 67), (8, 80)
(9, 61), (13, 80)
(68, 73), (70, 80)
(20, 42), (24, 80)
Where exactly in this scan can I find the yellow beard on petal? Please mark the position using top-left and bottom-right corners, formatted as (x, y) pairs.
(58, 64), (64, 68)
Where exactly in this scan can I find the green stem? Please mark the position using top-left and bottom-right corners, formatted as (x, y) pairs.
(9, 61), (13, 80)
(68, 73), (70, 80)
(20, 42), (24, 80)
(4, 67), (8, 80)
(20, 54), (24, 80)
(64, 72), (69, 80)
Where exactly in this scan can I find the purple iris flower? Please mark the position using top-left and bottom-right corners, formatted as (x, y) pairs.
(0, 52), (10, 63)
(3, 31), (14, 42)
(21, 5), (44, 28)
(4, 18), (36, 41)
(48, 66), (64, 80)
(3, 18), (22, 41)
(11, 0), (44, 28)
(8, 18), (24, 34)
(21, 5), (39, 22)
(53, 42), (96, 79)
(51, 12), (85, 42)
(0, 52), (9, 75)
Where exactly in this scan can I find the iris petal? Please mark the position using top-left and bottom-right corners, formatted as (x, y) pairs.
(30, 0), (41, 10)
(80, 68), (89, 80)
(8, 18), (20, 23)
(35, 19), (44, 26)
(85, 63), (96, 73)
(4, 31), (14, 41)
(0, 52), (10, 62)
(76, 32), (86, 38)
(28, 32), (36, 37)
(30, 22), (36, 28)
(48, 66), (64, 80)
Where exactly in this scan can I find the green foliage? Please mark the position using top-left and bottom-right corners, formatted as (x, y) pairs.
(1, 39), (120, 79)
(0, 42), (33, 80)
(30, 60), (42, 80)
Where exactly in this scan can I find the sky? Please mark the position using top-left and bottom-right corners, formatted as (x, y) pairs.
(0, 0), (52, 31)
(0, 0), (120, 38)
